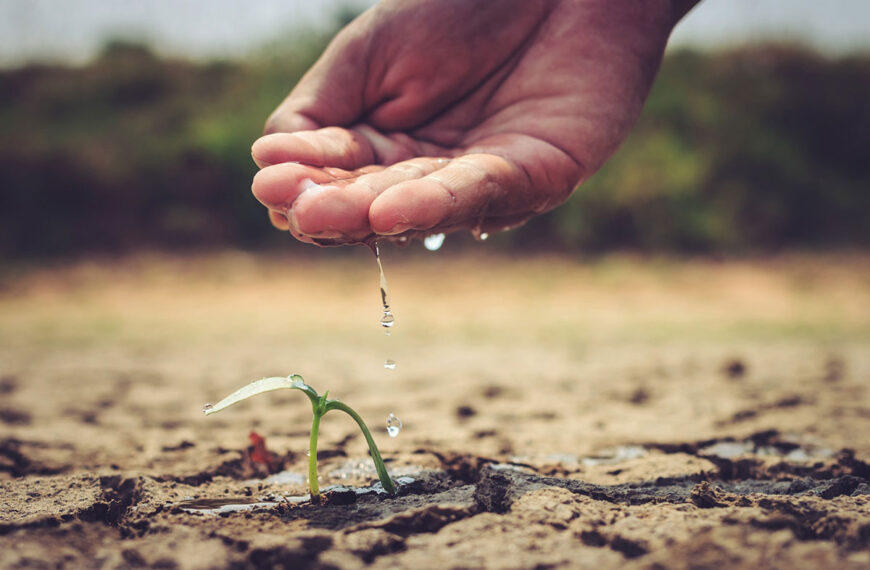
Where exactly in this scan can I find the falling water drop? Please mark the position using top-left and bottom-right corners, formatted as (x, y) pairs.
(423, 233), (445, 251)
(371, 242), (395, 330)
(380, 311), (394, 328)
(202, 403), (214, 414)
(384, 360), (397, 370)
(386, 413), (402, 438)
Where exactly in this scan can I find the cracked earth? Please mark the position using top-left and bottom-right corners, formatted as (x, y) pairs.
(1, 253), (868, 568)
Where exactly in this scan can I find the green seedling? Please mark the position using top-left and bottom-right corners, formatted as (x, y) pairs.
(203, 374), (396, 499)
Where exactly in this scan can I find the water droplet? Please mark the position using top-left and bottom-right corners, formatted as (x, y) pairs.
(384, 360), (396, 370)
(471, 223), (489, 242)
(385, 329), (391, 336)
(380, 311), (395, 328)
(202, 403), (214, 414)
(423, 233), (445, 251)
(386, 413), (402, 438)
(372, 242), (396, 330)
(305, 449), (310, 457)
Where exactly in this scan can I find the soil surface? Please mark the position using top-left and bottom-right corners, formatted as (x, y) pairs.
(1, 252), (869, 569)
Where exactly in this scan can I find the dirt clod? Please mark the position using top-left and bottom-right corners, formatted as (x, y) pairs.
(323, 487), (357, 506)
(0, 376), (17, 394)
(473, 469), (514, 514)
(0, 408), (31, 425)
(690, 481), (729, 508)
(578, 529), (608, 547)
(819, 476), (863, 500)
(628, 386), (651, 405)
(79, 477), (143, 526)
(456, 405), (477, 418)
(610, 535), (649, 559)
(722, 358), (747, 379)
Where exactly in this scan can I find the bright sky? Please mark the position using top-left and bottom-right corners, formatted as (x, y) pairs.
(0, 0), (868, 67)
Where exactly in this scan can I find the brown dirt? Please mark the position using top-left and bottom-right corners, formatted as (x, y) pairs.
(1, 251), (869, 569)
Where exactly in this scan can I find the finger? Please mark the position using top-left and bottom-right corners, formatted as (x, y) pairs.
(251, 162), (346, 211)
(252, 124), (438, 172)
(288, 157), (450, 240)
(368, 153), (535, 235)
(268, 210), (289, 230)
(263, 110), (320, 135)
(252, 127), (376, 170)
(262, 19), (371, 136)
(267, 209), (321, 247)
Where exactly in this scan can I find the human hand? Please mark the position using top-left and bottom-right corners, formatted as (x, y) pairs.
(251, 0), (689, 246)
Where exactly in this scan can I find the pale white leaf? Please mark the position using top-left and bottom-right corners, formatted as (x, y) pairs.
(203, 374), (308, 415)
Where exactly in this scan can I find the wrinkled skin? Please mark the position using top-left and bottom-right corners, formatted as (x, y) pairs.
(251, 0), (697, 245)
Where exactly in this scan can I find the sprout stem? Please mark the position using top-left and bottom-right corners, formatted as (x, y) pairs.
(325, 400), (396, 494)
(308, 411), (321, 498)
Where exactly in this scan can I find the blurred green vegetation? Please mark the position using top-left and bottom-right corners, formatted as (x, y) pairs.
(1, 36), (868, 258)
(545, 46), (870, 252)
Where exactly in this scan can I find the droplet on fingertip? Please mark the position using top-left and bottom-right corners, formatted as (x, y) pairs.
(423, 233), (445, 251)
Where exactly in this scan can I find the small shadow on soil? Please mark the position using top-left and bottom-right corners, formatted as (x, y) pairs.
(0, 439), (71, 477)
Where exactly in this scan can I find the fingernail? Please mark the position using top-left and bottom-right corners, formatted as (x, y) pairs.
(383, 222), (412, 235)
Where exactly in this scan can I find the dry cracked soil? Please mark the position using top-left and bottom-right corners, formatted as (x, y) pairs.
(1, 252), (869, 569)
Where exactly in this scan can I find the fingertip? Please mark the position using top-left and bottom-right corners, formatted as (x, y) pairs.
(250, 129), (374, 171)
(251, 137), (274, 169)
(251, 133), (310, 170)
(369, 179), (452, 234)
(268, 210), (290, 230)
(290, 181), (374, 240)
(254, 161), (344, 208)
(251, 163), (304, 209)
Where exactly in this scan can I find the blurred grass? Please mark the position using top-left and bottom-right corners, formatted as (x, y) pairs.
(1, 32), (869, 258)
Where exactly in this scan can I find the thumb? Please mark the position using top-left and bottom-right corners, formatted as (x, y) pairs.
(263, 15), (373, 135)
